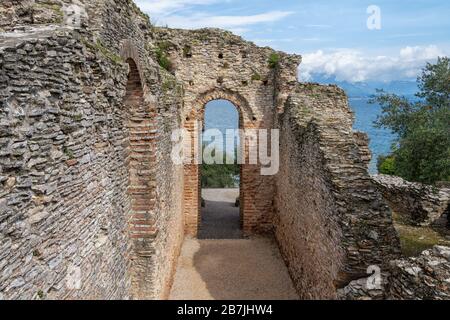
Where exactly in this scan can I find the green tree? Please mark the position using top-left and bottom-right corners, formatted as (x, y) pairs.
(372, 57), (450, 184)
(377, 155), (396, 175)
(200, 145), (240, 188)
(201, 163), (239, 188)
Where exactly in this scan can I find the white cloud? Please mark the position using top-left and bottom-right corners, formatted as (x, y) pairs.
(225, 28), (250, 36)
(156, 11), (294, 29)
(135, 1), (293, 33)
(304, 24), (332, 28)
(135, 0), (223, 16)
(300, 45), (446, 83)
(250, 38), (295, 45)
(399, 45), (443, 61)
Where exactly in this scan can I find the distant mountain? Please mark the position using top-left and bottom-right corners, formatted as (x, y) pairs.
(309, 74), (418, 99)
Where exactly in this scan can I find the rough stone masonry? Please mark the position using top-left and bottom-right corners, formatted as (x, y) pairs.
(0, 0), (448, 300)
(373, 174), (450, 226)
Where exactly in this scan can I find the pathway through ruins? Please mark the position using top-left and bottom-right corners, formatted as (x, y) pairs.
(169, 189), (298, 300)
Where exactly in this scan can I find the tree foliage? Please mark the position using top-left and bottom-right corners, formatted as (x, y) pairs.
(372, 57), (450, 184)
(201, 163), (239, 188)
(200, 145), (240, 188)
(377, 155), (396, 175)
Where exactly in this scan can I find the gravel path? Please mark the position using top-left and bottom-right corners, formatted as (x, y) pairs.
(169, 189), (298, 300)
(199, 189), (242, 239)
(169, 237), (299, 300)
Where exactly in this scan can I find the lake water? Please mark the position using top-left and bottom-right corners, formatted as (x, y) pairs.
(349, 99), (396, 173)
(204, 99), (395, 174)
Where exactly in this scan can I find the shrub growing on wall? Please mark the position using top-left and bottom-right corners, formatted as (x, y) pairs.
(154, 41), (173, 72)
(268, 53), (280, 69)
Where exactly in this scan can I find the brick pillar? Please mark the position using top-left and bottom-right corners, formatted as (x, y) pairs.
(183, 117), (201, 236)
(124, 59), (158, 298)
(183, 164), (200, 236)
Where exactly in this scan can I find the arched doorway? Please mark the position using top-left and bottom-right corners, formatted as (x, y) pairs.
(183, 90), (254, 237)
(199, 99), (242, 239)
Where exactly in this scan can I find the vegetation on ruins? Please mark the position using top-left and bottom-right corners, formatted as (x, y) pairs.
(63, 147), (74, 159)
(392, 212), (450, 257)
(154, 41), (173, 72)
(251, 73), (262, 81)
(81, 37), (123, 65)
(268, 53), (280, 69)
(182, 45), (192, 58)
(94, 40), (123, 65)
(373, 57), (450, 184)
(33, 2), (64, 23)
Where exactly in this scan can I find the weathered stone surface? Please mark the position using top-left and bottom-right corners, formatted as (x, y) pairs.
(0, 0), (184, 300)
(337, 276), (385, 300)
(388, 246), (450, 300)
(275, 84), (401, 299)
(373, 174), (450, 226)
(2, 0), (446, 301)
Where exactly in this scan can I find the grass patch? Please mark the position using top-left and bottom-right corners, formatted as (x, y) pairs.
(154, 42), (173, 72)
(80, 38), (123, 65)
(162, 77), (176, 92)
(94, 40), (123, 65)
(183, 45), (192, 58)
(72, 113), (83, 121)
(37, 290), (46, 299)
(195, 31), (210, 43)
(298, 105), (312, 116)
(33, 2), (64, 23)
(251, 73), (261, 81)
(393, 212), (450, 257)
(63, 147), (74, 159)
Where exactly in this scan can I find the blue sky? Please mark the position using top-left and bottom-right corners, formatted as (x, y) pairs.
(135, 0), (450, 83)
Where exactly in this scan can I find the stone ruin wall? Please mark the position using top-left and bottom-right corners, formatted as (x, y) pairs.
(274, 84), (401, 298)
(3, 0), (437, 301)
(0, 30), (134, 300)
(373, 174), (450, 226)
(388, 245), (450, 300)
(0, 0), (185, 299)
(276, 98), (344, 299)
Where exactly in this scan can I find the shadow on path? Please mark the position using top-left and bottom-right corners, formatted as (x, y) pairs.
(199, 200), (242, 239)
(169, 237), (299, 300)
(169, 188), (298, 300)
(199, 189), (242, 239)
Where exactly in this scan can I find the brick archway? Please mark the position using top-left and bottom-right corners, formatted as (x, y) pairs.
(183, 89), (259, 236)
(121, 41), (158, 299)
